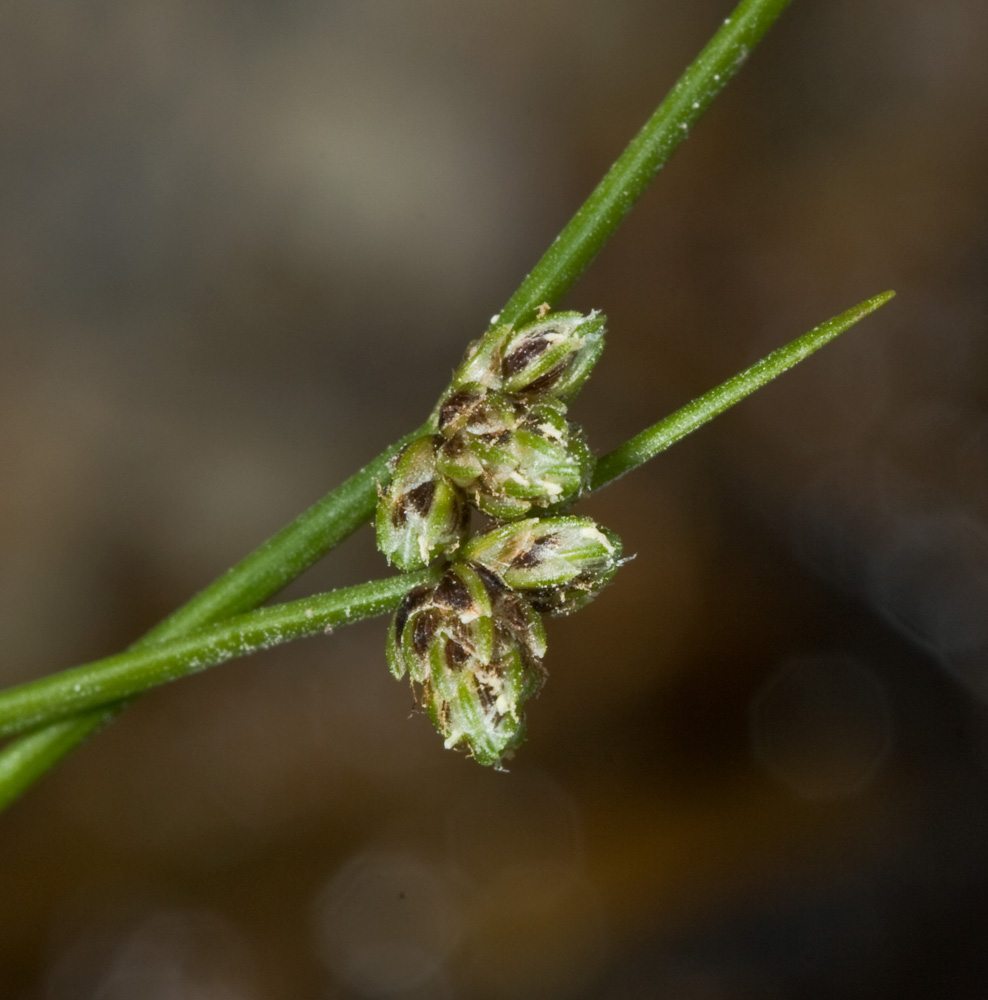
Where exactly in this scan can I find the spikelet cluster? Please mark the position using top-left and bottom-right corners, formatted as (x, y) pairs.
(376, 309), (622, 766)
(376, 311), (605, 568)
(387, 517), (622, 767)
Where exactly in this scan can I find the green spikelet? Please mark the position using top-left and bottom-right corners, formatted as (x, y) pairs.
(435, 391), (594, 519)
(375, 435), (468, 571)
(462, 515), (623, 615)
(499, 310), (606, 401)
(387, 562), (547, 767)
(450, 310), (606, 403)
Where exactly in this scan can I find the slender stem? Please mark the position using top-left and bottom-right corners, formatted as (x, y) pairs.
(592, 291), (896, 490)
(497, 0), (793, 327)
(143, 432), (429, 643)
(0, 712), (117, 812)
(0, 428), (426, 808)
(0, 0), (796, 809)
(0, 292), (895, 751)
(0, 571), (437, 745)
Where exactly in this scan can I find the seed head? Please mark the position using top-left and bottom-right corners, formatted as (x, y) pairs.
(436, 382), (518, 444)
(462, 515), (623, 615)
(499, 310), (606, 401)
(449, 310), (606, 403)
(436, 394), (594, 519)
(387, 562), (547, 767)
(375, 435), (468, 571)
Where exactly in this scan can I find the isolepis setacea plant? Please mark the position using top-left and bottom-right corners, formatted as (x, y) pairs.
(379, 311), (621, 765)
(0, 0), (894, 803)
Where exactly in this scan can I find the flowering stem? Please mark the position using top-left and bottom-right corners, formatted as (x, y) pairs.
(0, 429), (427, 810)
(591, 291), (896, 490)
(498, 0), (794, 327)
(0, 715), (116, 809)
(0, 0), (796, 808)
(0, 571), (438, 747)
(144, 434), (429, 643)
(0, 291), (895, 756)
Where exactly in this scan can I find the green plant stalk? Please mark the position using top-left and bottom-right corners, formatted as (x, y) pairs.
(145, 434), (430, 644)
(0, 430), (425, 810)
(498, 0), (793, 327)
(0, 572), (437, 744)
(592, 291), (896, 489)
(0, 718), (112, 811)
(0, 291), (894, 747)
(0, 0), (795, 808)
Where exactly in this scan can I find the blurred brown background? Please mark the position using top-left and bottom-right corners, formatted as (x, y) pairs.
(2, 1), (988, 997)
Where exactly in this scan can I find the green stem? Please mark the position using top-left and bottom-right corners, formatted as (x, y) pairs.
(0, 713), (117, 812)
(592, 291), (896, 490)
(0, 0), (795, 809)
(0, 292), (895, 751)
(0, 571), (437, 745)
(0, 428), (425, 809)
(144, 432), (428, 643)
(497, 0), (794, 327)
